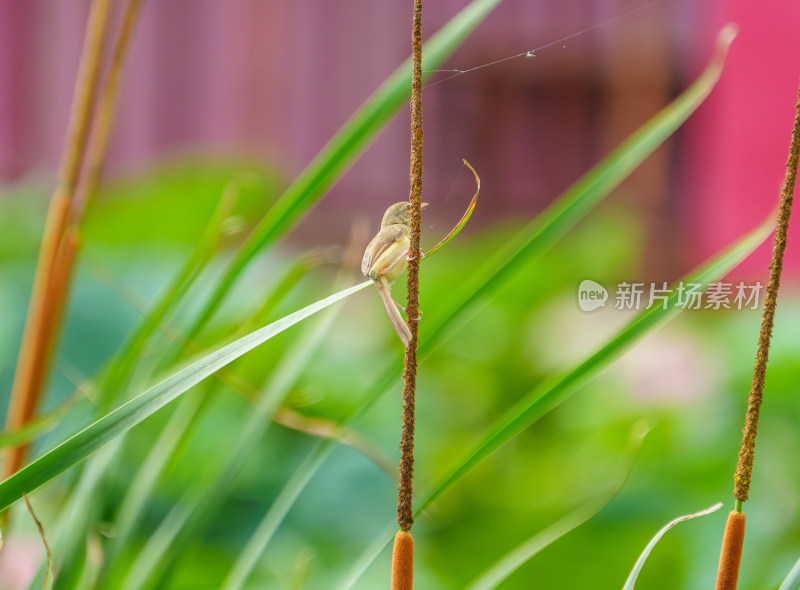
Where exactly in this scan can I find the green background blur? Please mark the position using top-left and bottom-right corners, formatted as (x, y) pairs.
(1, 160), (798, 589)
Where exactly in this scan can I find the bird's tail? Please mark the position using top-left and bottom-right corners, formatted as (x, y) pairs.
(375, 278), (412, 346)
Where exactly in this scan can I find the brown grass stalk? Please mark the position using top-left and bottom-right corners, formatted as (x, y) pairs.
(5, 227), (79, 476)
(4, 0), (144, 478)
(5, 0), (112, 476)
(5, 191), (71, 477)
(74, 0), (144, 217)
(397, 0), (423, 536)
(59, 0), (112, 194)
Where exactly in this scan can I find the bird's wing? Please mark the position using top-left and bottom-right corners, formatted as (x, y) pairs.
(362, 225), (403, 276)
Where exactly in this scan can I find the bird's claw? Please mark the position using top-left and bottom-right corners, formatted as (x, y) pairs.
(406, 248), (425, 262)
(393, 300), (423, 320)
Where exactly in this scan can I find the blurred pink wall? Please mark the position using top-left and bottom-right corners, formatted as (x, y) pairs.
(0, 0), (798, 277)
(685, 1), (800, 277)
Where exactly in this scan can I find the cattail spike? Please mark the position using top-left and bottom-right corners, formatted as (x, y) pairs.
(391, 530), (414, 590)
(715, 510), (746, 590)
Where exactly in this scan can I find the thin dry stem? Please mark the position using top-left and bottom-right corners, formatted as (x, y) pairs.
(23, 494), (53, 589)
(398, 0), (423, 534)
(733, 86), (800, 502)
(273, 408), (397, 477)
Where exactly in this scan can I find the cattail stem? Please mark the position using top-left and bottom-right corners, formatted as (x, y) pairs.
(733, 84), (800, 503)
(715, 80), (800, 590)
(715, 511), (746, 590)
(398, 0), (423, 536)
(733, 85), (800, 502)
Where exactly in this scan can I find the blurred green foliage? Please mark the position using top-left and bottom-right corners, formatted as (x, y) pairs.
(1, 159), (798, 589)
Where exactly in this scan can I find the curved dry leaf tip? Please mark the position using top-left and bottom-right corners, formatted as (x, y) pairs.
(462, 159), (480, 191)
(714, 24), (738, 65)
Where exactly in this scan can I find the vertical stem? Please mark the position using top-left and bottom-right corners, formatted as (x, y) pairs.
(733, 86), (800, 504)
(393, 3), (423, 586)
(74, 0), (144, 218)
(58, 0), (113, 194)
(5, 0), (112, 478)
(4, 194), (71, 478)
(716, 81), (800, 590)
(398, 0), (423, 534)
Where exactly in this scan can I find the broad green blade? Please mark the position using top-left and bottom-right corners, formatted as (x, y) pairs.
(779, 555), (800, 590)
(176, 0), (505, 352)
(337, 215), (773, 588)
(0, 281), (371, 511)
(622, 503), (723, 590)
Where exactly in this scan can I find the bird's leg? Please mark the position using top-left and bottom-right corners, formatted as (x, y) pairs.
(393, 300), (423, 322)
(383, 249), (410, 275)
(383, 248), (424, 277)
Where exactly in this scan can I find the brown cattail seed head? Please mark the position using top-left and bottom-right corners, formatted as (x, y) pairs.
(390, 530), (414, 590)
(715, 510), (746, 590)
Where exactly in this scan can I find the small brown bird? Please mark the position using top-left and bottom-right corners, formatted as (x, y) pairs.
(362, 201), (428, 345)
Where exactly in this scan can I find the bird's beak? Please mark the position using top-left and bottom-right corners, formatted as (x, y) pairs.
(421, 202), (429, 209)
